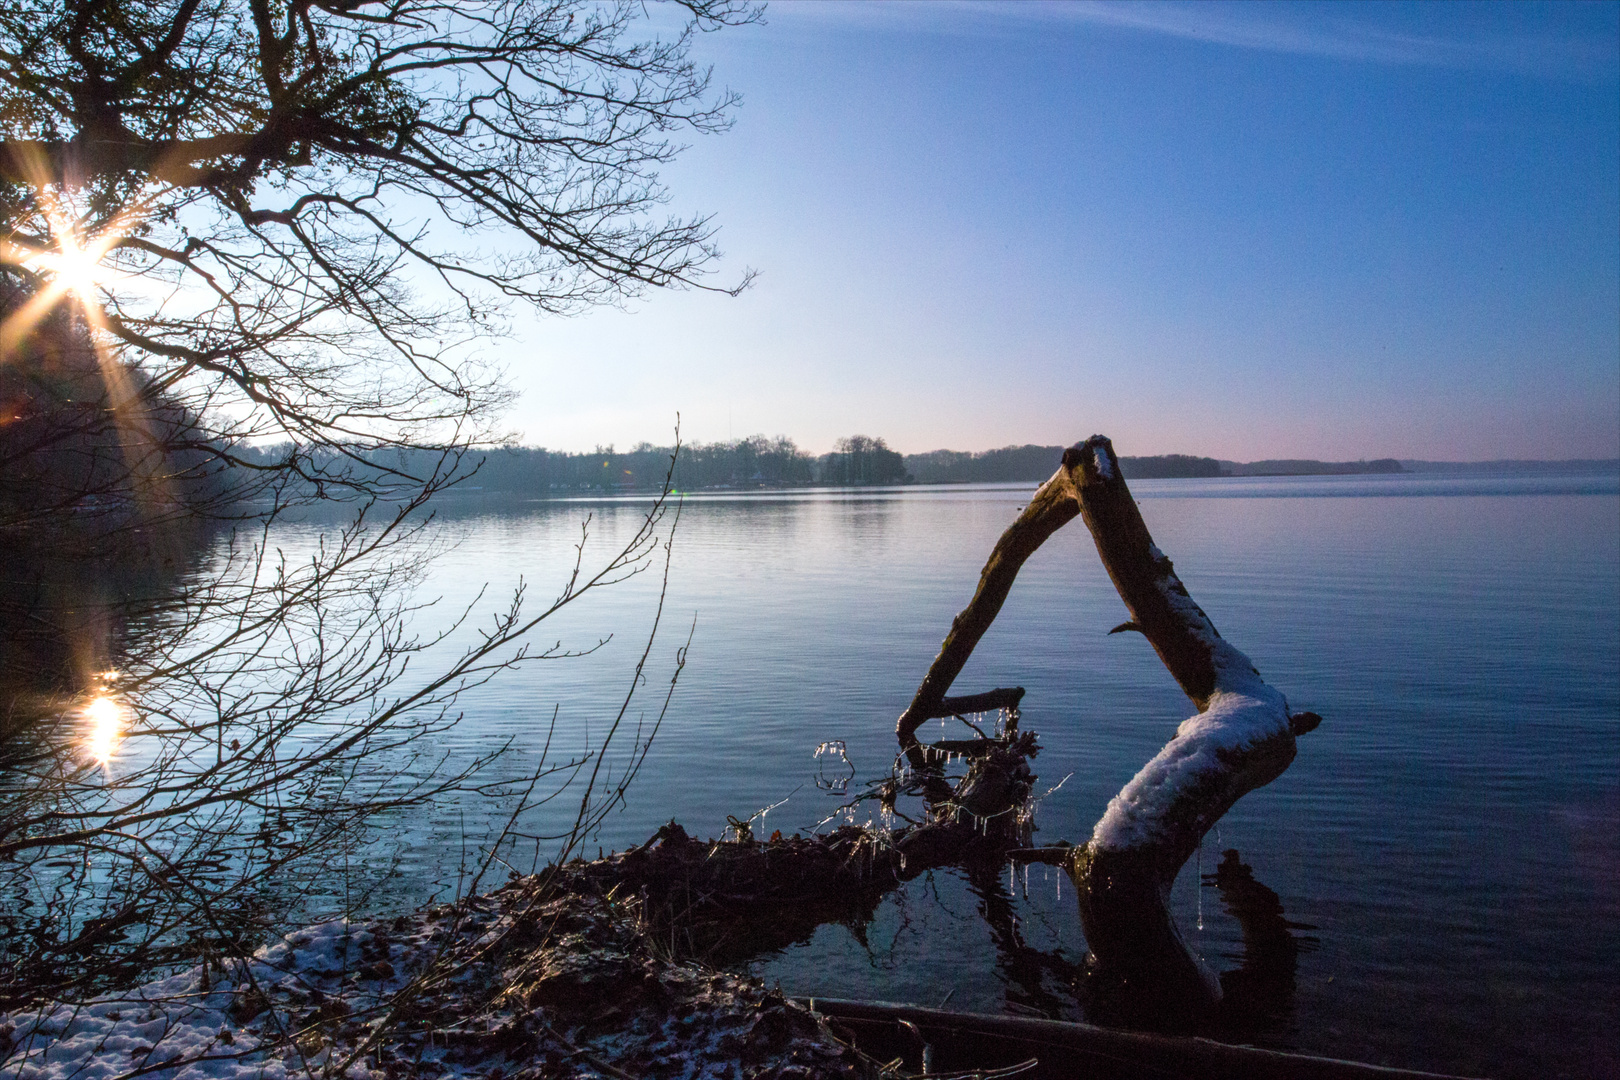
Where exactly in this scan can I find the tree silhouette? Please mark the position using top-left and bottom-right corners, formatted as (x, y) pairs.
(0, 0), (756, 469)
(0, 0), (753, 1010)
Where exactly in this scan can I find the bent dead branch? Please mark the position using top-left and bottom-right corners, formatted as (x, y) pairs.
(895, 472), (1079, 746)
(573, 435), (1317, 1026)
(894, 434), (1318, 1024)
(1066, 435), (1315, 1021)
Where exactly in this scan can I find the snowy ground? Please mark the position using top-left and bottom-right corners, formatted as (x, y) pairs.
(1, 875), (876, 1080)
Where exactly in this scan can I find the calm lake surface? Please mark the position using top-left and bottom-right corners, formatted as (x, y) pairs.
(272, 471), (1620, 1078)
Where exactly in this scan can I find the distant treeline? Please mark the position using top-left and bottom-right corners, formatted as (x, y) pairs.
(472, 437), (817, 492)
(908, 447), (1408, 483)
(896, 446), (1403, 482)
(906, 447), (1226, 483)
(338, 434), (908, 494)
(333, 439), (1413, 494)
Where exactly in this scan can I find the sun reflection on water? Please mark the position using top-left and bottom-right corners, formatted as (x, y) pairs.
(84, 695), (125, 765)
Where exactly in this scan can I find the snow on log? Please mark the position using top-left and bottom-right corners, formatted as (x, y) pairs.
(1067, 434), (1315, 1023)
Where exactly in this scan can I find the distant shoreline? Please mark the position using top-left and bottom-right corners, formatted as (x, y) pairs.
(313, 440), (1620, 498)
(902, 447), (1619, 484)
(406, 457), (1620, 501)
(1395, 458), (1620, 474)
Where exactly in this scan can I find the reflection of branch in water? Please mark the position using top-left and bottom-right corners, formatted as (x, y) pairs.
(1206, 848), (1319, 1035)
(964, 861), (1084, 1021)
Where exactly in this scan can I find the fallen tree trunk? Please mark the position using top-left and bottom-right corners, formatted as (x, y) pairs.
(548, 436), (1315, 1029)
(897, 435), (1318, 1025)
(1065, 435), (1317, 1023)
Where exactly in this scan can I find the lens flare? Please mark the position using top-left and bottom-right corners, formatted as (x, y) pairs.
(84, 695), (125, 765)
(41, 229), (114, 304)
(0, 146), (146, 366)
(0, 159), (173, 517)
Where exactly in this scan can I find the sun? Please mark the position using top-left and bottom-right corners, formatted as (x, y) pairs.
(40, 228), (115, 304)
(0, 184), (142, 365)
(30, 204), (131, 308)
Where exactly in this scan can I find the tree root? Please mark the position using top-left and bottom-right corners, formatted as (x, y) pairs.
(558, 733), (1042, 965)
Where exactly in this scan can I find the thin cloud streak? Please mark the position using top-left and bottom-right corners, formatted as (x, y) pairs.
(1054, 2), (1612, 78)
(778, 1), (1618, 84)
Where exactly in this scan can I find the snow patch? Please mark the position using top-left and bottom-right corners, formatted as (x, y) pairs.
(1090, 684), (1290, 853)
(3, 882), (867, 1080)
(1092, 444), (1114, 480)
(1152, 564), (1265, 693)
(2, 919), (371, 1080)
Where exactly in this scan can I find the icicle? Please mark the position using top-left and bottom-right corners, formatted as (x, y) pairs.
(1196, 834), (1204, 932)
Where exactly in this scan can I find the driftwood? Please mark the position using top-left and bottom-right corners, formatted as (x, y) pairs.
(898, 435), (1318, 1023)
(566, 435), (1316, 1031)
(565, 731), (1042, 963)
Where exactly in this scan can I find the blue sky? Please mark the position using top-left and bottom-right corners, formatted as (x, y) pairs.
(504, 1), (1619, 460)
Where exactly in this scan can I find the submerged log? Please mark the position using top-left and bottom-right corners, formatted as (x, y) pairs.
(564, 732), (1042, 963)
(896, 434), (1318, 1025)
(1067, 435), (1314, 1022)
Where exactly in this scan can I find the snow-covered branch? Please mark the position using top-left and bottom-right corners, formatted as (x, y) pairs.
(1067, 434), (1319, 1022)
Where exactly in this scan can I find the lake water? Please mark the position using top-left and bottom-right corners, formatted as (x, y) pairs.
(264, 471), (1619, 1078)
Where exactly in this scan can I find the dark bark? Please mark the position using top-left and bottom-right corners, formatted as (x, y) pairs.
(895, 472), (1078, 744)
(1065, 437), (1229, 706)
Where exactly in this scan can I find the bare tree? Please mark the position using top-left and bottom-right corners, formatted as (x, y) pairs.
(0, 454), (688, 1007)
(0, 0), (756, 1011)
(0, 0), (759, 696)
(0, 0), (755, 466)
